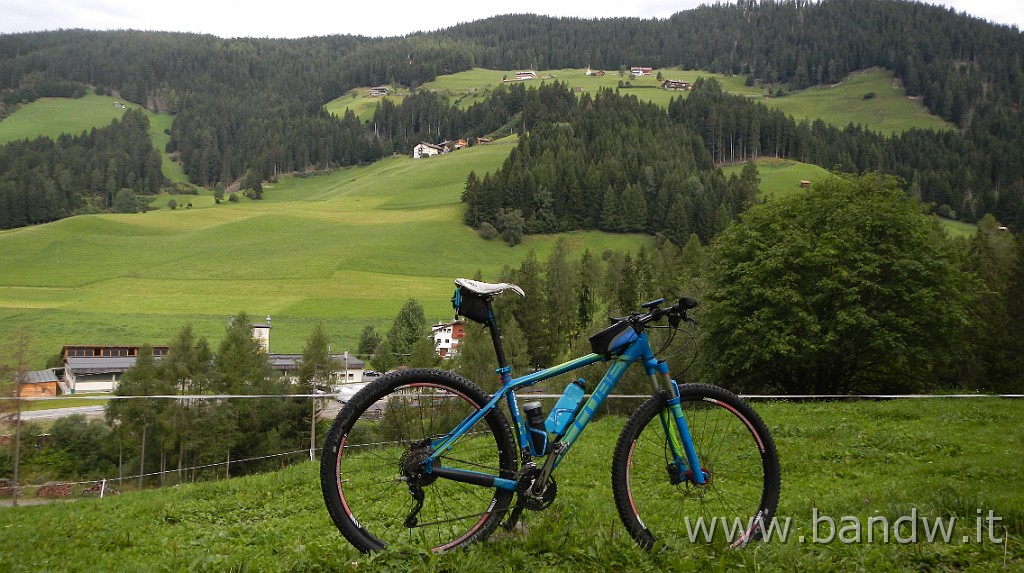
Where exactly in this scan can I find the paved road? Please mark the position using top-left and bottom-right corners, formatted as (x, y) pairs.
(15, 399), (344, 422)
(18, 405), (105, 421)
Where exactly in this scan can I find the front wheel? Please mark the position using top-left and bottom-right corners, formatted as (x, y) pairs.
(611, 384), (781, 550)
(320, 369), (517, 553)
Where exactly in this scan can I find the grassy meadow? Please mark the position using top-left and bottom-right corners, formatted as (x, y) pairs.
(0, 67), (961, 369)
(1, 397), (1020, 571)
(763, 68), (952, 135)
(0, 136), (650, 368)
(0, 91), (190, 186)
(722, 158), (833, 201)
(722, 158), (977, 237)
(0, 93), (141, 145)
(328, 67), (953, 136)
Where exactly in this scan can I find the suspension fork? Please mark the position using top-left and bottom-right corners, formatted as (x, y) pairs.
(650, 364), (707, 486)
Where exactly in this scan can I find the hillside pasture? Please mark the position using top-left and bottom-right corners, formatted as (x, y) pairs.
(324, 87), (409, 123)
(1, 398), (1020, 571)
(724, 158), (976, 236)
(0, 137), (650, 368)
(0, 91), (192, 190)
(0, 93), (139, 145)
(722, 158), (833, 201)
(327, 67), (736, 122)
(326, 68), (950, 136)
(762, 68), (954, 135)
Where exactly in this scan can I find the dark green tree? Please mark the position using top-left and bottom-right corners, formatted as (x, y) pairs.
(356, 325), (381, 358)
(700, 174), (983, 394)
(543, 239), (577, 361)
(299, 322), (341, 393)
(385, 300), (427, 357)
(451, 322), (500, 391)
(962, 217), (1021, 391)
(298, 322), (341, 455)
(105, 344), (165, 484)
(407, 336), (440, 368)
(498, 208), (525, 246)
(112, 188), (140, 213)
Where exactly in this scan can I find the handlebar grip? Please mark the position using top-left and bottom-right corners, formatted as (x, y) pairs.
(677, 297), (699, 311)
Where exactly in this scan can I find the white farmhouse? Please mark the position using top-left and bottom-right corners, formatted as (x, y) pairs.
(413, 142), (446, 159)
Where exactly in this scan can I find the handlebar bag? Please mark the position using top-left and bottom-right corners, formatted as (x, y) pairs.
(589, 319), (638, 358)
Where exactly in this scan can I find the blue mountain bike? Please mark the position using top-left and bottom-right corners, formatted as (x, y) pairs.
(321, 278), (780, 552)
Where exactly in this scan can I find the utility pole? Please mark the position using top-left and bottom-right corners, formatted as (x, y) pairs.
(11, 376), (22, 507)
(5, 329), (32, 507)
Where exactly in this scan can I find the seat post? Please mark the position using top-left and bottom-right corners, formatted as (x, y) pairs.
(483, 298), (511, 381)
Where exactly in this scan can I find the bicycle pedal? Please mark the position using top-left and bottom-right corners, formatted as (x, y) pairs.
(497, 520), (529, 535)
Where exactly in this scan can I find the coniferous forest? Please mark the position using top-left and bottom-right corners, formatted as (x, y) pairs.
(0, 0), (1022, 231)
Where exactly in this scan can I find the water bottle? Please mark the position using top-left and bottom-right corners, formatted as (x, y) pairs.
(545, 380), (586, 436)
(522, 401), (548, 456)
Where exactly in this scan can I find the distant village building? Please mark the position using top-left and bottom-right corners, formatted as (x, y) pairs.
(514, 70), (539, 81)
(369, 86), (389, 97)
(661, 79), (692, 91)
(62, 344), (169, 394)
(268, 352), (367, 385)
(585, 66), (607, 76)
(19, 368), (63, 397)
(413, 142), (446, 158)
(251, 317), (271, 353)
(55, 317), (363, 394)
(432, 320), (466, 358)
(630, 67), (653, 77)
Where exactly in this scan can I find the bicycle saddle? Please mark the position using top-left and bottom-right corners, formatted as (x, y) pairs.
(454, 278), (525, 297)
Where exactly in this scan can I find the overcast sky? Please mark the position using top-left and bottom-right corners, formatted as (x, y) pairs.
(1, 0), (1020, 39)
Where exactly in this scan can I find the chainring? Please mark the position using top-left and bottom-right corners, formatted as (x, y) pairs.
(522, 468), (557, 511)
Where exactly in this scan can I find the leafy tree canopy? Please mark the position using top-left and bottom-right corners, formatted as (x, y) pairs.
(699, 173), (984, 394)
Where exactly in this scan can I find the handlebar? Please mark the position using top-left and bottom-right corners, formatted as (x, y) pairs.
(650, 296), (699, 328)
(614, 296), (699, 329)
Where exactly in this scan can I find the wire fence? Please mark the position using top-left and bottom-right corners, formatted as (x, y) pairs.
(4, 448), (317, 499)
(2, 391), (1022, 503)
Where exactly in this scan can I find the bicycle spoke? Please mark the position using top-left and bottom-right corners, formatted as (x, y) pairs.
(612, 385), (780, 550)
(321, 370), (516, 553)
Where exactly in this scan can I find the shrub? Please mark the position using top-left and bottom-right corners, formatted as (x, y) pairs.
(477, 222), (498, 240)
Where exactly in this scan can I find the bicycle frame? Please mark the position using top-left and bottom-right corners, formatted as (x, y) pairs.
(423, 330), (707, 492)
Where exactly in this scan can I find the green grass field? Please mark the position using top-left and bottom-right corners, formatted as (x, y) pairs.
(722, 158), (833, 201)
(762, 68), (953, 135)
(0, 136), (650, 368)
(0, 70), (962, 369)
(328, 67), (758, 123)
(0, 91), (191, 189)
(328, 67), (952, 135)
(722, 158), (977, 236)
(1, 398), (1020, 571)
(0, 93), (138, 145)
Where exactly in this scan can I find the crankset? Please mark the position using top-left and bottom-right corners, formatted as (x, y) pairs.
(501, 466), (558, 530)
(524, 468), (557, 511)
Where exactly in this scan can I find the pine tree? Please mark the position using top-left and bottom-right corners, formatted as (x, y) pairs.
(299, 323), (341, 393)
(384, 299), (427, 361)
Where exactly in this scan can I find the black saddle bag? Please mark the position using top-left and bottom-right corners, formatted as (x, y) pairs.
(452, 286), (491, 323)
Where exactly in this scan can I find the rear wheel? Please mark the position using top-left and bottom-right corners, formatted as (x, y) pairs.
(612, 384), (780, 550)
(320, 369), (517, 552)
